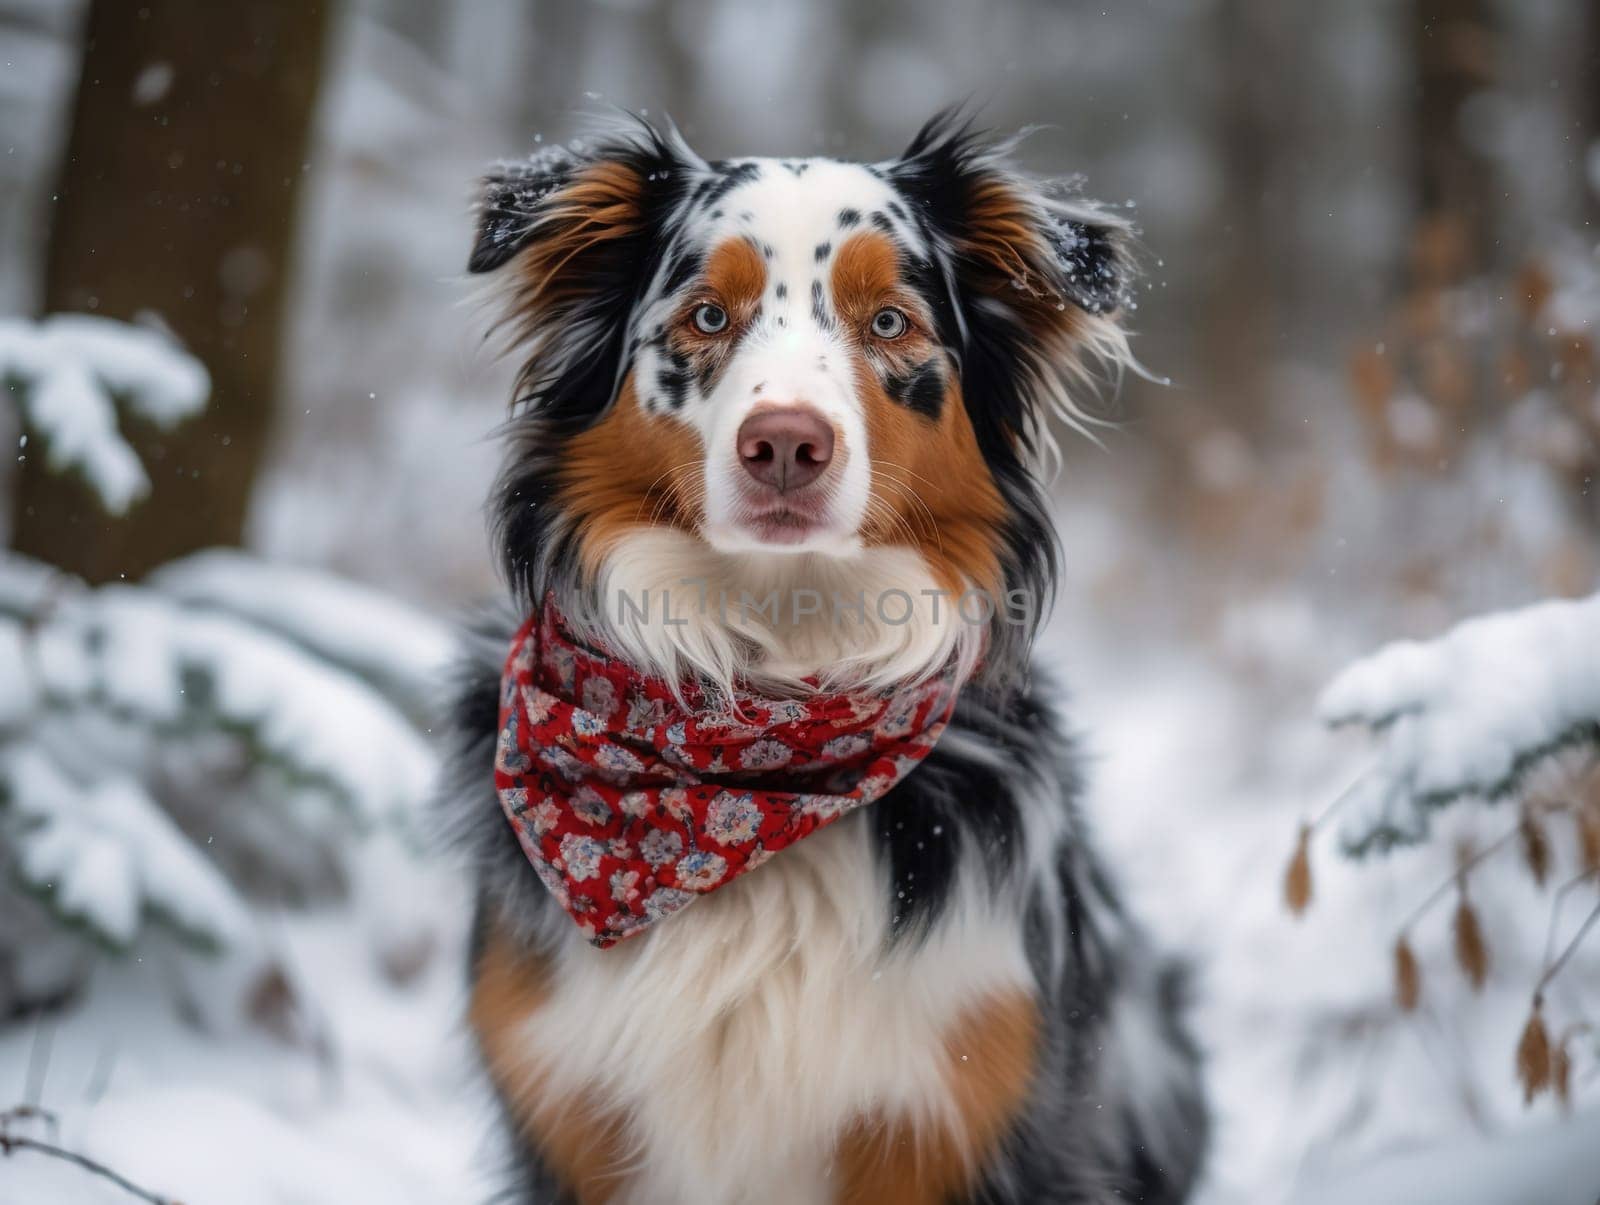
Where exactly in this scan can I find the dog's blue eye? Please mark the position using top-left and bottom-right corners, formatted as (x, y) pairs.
(692, 303), (729, 334)
(871, 307), (908, 339)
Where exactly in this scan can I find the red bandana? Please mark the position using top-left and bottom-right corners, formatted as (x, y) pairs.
(494, 599), (959, 947)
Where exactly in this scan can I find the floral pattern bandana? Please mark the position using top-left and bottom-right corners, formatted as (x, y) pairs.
(494, 599), (960, 947)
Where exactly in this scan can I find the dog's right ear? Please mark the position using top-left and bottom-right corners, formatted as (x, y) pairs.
(468, 146), (586, 274)
(468, 126), (698, 289)
(469, 124), (701, 417)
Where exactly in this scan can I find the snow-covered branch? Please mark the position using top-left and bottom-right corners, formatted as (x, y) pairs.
(0, 748), (251, 954)
(1319, 591), (1600, 856)
(1, 315), (208, 514)
(0, 549), (447, 996)
(30, 582), (435, 829)
(0, 1106), (179, 1205)
(151, 549), (455, 730)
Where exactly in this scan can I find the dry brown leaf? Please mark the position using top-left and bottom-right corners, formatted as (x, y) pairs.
(1349, 344), (1396, 424)
(1552, 1040), (1573, 1111)
(1520, 807), (1551, 888)
(1517, 999), (1552, 1105)
(1454, 891), (1490, 991)
(1284, 824), (1313, 916)
(1394, 936), (1421, 1013)
(1578, 805), (1600, 877)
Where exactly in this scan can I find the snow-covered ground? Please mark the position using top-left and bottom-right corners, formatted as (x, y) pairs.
(1048, 601), (1600, 1202)
(0, 839), (498, 1205)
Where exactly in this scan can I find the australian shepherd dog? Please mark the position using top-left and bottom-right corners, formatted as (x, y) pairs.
(445, 110), (1207, 1204)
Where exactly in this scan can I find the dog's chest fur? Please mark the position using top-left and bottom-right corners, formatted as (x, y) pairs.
(472, 810), (1038, 1205)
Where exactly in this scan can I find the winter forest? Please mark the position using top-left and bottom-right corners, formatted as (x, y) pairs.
(2, 0), (1599, 1201)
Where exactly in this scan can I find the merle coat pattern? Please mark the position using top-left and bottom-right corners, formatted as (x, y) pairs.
(447, 111), (1207, 1205)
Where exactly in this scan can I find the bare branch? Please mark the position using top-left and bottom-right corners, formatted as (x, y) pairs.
(1398, 821), (1526, 933)
(0, 1107), (179, 1205)
(1537, 898), (1600, 1002)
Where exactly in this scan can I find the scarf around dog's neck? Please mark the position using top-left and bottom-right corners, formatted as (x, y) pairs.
(493, 597), (960, 947)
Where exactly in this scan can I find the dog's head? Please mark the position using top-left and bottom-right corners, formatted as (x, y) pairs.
(472, 111), (1132, 691)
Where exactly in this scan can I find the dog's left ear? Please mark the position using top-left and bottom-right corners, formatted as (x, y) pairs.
(889, 111), (1132, 334)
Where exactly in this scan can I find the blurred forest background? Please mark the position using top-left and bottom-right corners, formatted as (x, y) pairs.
(2, 0), (1600, 1202)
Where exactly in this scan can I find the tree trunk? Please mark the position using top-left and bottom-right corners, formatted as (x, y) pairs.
(1410, 0), (1497, 288)
(1587, 2), (1600, 230)
(1200, 0), (1286, 435)
(11, 0), (331, 582)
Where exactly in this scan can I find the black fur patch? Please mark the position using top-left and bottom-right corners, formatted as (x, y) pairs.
(809, 278), (829, 328)
(885, 360), (945, 420)
(701, 159), (760, 207)
(661, 246), (706, 297)
(469, 145), (584, 273)
(659, 352), (694, 409)
(873, 690), (1030, 938)
(1045, 217), (1126, 315)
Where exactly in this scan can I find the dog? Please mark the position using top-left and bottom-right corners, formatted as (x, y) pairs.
(446, 110), (1207, 1205)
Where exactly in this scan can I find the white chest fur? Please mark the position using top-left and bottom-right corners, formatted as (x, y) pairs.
(503, 811), (1033, 1205)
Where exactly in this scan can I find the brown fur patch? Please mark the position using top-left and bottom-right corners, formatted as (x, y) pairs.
(470, 921), (634, 1203)
(700, 236), (767, 317)
(517, 160), (648, 313)
(666, 235), (768, 395)
(831, 231), (907, 322)
(831, 231), (1006, 594)
(835, 990), (1041, 1204)
(958, 176), (1085, 342)
(558, 374), (706, 576)
(496, 159), (655, 415)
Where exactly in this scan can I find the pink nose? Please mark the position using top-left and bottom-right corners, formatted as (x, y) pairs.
(737, 407), (835, 492)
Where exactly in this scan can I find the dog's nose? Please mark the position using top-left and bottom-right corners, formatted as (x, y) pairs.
(737, 407), (835, 492)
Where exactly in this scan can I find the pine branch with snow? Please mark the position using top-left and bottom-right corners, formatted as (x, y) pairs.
(0, 748), (251, 955)
(150, 549), (454, 732)
(1292, 589), (1600, 1117)
(1, 314), (208, 514)
(0, 550), (446, 1008)
(1318, 591), (1600, 856)
(28, 579), (436, 831)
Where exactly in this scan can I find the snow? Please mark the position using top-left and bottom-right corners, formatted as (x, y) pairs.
(151, 550), (456, 729)
(1, 748), (251, 952)
(0, 546), (474, 1199)
(31, 584), (437, 830)
(0, 315), (209, 515)
(0, 546), (449, 1015)
(0, 839), (498, 1205)
(1059, 629), (1600, 1205)
(0, 549), (60, 619)
(1321, 591), (1600, 854)
(1038, 496), (1600, 1204)
(0, 619), (36, 727)
(1297, 1107), (1600, 1205)
(9, 354), (146, 515)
